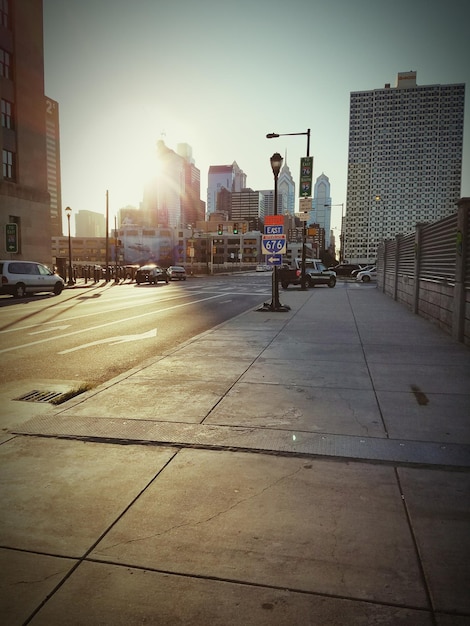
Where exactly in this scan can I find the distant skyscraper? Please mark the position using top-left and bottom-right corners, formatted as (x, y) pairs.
(207, 162), (246, 216)
(231, 188), (264, 230)
(310, 173), (332, 248)
(344, 71), (465, 263)
(278, 157), (295, 216)
(75, 210), (105, 237)
(142, 140), (202, 228)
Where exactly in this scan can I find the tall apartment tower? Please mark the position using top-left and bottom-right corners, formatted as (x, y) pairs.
(344, 71), (465, 263)
(207, 162), (246, 216)
(45, 96), (62, 237)
(1, 0), (52, 263)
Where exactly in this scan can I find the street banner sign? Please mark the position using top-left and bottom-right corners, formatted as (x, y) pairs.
(266, 254), (282, 266)
(5, 223), (18, 253)
(262, 234), (287, 255)
(265, 215), (284, 226)
(299, 156), (313, 197)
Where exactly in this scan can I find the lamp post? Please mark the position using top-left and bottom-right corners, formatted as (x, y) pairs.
(258, 153), (290, 312)
(65, 206), (75, 286)
(267, 129), (310, 290)
(325, 203), (344, 262)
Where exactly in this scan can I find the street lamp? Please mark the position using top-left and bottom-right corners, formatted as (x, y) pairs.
(65, 206), (75, 286)
(267, 129), (311, 290)
(258, 153), (290, 312)
(325, 203), (344, 262)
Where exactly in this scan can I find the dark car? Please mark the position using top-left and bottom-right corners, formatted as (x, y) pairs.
(167, 265), (187, 281)
(328, 263), (364, 277)
(135, 264), (169, 285)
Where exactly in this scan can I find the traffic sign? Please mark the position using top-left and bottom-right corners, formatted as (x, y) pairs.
(265, 215), (284, 226)
(266, 254), (282, 266)
(299, 156), (314, 198)
(265, 225), (284, 235)
(262, 234), (287, 255)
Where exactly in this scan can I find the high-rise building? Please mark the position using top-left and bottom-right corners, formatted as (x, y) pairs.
(278, 158), (295, 216)
(344, 71), (465, 263)
(310, 173), (332, 248)
(142, 140), (202, 228)
(45, 97), (62, 237)
(231, 188), (264, 231)
(75, 210), (105, 237)
(1, 0), (52, 263)
(207, 162), (246, 216)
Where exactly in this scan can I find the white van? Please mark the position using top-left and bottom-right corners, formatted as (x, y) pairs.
(0, 260), (65, 298)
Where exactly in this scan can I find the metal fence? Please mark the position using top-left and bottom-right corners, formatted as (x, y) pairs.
(377, 198), (470, 345)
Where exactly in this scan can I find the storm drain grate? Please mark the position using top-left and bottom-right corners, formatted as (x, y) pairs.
(14, 390), (64, 403)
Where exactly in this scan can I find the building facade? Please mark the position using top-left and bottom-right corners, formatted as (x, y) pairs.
(278, 159), (296, 216)
(231, 188), (264, 232)
(344, 71), (465, 263)
(206, 162), (246, 216)
(1, 0), (52, 263)
(45, 96), (62, 237)
(75, 209), (105, 237)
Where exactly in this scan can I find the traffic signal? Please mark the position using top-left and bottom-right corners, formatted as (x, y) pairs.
(218, 223), (223, 235)
(242, 223), (247, 234)
(233, 222), (238, 234)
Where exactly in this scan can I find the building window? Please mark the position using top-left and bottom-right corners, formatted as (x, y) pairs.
(2, 149), (15, 180)
(0, 48), (11, 78)
(1, 98), (13, 128)
(0, 0), (9, 28)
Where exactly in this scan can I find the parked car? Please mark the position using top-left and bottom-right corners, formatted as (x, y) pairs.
(328, 263), (364, 276)
(135, 264), (169, 285)
(351, 264), (375, 276)
(356, 267), (377, 282)
(167, 265), (187, 281)
(256, 264), (272, 272)
(0, 260), (65, 298)
(279, 259), (336, 288)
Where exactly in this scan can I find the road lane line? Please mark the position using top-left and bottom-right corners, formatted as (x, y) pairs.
(0, 293), (225, 354)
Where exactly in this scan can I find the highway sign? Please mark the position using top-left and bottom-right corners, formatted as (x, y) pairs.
(266, 254), (282, 266)
(262, 234), (287, 255)
(265, 225), (284, 235)
(299, 156), (314, 197)
(265, 215), (284, 226)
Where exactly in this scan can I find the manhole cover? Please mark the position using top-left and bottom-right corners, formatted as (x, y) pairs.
(14, 390), (63, 403)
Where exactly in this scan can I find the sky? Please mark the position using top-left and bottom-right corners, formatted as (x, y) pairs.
(43, 0), (470, 236)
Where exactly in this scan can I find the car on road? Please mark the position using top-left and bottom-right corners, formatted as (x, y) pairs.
(0, 260), (65, 298)
(356, 266), (377, 282)
(256, 264), (272, 272)
(279, 259), (336, 288)
(135, 264), (169, 285)
(328, 263), (364, 277)
(167, 265), (187, 280)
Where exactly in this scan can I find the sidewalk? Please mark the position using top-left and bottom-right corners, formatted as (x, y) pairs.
(1, 284), (469, 625)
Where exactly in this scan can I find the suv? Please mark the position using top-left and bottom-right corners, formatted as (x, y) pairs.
(135, 264), (169, 285)
(0, 260), (65, 298)
(279, 259), (336, 288)
(328, 263), (364, 277)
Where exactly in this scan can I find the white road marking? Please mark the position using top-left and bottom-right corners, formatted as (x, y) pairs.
(58, 328), (157, 354)
(0, 293), (225, 355)
(28, 325), (71, 335)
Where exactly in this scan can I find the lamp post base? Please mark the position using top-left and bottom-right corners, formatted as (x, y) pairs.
(256, 301), (291, 312)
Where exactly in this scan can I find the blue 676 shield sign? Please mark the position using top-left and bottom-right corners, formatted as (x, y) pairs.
(262, 234), (286, 254)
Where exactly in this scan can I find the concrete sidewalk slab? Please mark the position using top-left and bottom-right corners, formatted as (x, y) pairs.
(0, 437), (177, 555)
(28, 560), (435, 626)
(90, 448), (429, 609)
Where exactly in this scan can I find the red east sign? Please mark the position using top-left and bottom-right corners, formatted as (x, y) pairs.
(264, 215), (284, 226)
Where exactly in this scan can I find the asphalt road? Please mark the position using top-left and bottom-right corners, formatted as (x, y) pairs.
(0, 273), (272, 389)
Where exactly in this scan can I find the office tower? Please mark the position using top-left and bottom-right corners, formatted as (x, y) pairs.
(310, 173), (332, 248)
(278, 158), (295, 216)
(207, 162), (246, 216)
(75, 210), (105, 237)
(142, 140), (202, 228)
(1, 0), (52, 262)
(344, 71), (465, 263)
(231, 188), (264, 231)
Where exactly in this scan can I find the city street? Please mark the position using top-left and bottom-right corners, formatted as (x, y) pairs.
(0, 273), (273, 423)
